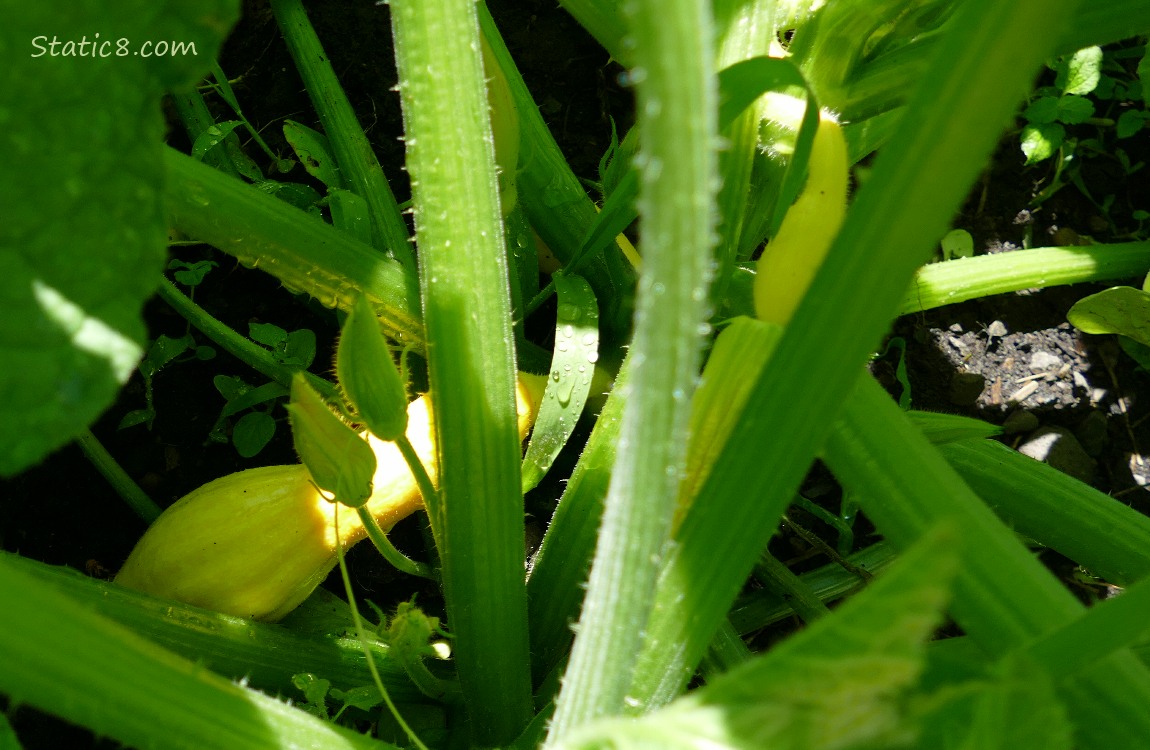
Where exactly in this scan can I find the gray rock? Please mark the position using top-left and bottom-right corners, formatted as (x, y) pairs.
(1074, 411), (1110, 458)
(1003, 410), (1040, 434)
(1019, 426), (1097, 484)
(948, 371), (986, 406)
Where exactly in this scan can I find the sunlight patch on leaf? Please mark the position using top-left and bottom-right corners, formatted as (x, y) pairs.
(0, 0), (239, 476)
(31, 280), (142, 381)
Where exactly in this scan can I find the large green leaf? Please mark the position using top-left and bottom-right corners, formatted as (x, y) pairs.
(0, 1), (238, 476)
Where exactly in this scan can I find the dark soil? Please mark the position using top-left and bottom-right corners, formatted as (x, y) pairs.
(3, 2), (1148, 747)
(895, 130), (1150, 507)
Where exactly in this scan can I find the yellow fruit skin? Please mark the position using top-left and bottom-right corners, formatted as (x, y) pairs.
(115, 373), (546, 621)
(114, 465), (336, 622)
(754, 115), (848, 326)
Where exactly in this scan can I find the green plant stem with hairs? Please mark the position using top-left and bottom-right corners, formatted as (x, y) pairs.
(11, 0), (1150, 748)
(387, 0), (533, 743)
(545, 0), (718, 738)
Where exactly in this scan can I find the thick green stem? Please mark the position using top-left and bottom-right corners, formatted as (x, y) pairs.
(478, 5), (637, 341)
(387, 0), (532, 742)
(164, 149), (422, 346)
(900, 242), (1150, 314)
(3, 552), (423, 703)
(545, 0), (718, 738)
(526, 353), (630, 689)
(939, 439), (1150, 586)
(623, 0), (1080, 712)
(0, 554), (393, 750)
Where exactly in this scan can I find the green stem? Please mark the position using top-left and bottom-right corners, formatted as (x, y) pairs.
(333, 511), (427, 750)
(388, 0), (533, 741)
(624, 0), (1081, 713)
(724, 242), (1150, 321)
(0, 554), (392, 750)
(1025, 573), (1150, 680)
(2, 551), (420, 701)
(169, 86), (248, 179)
(752, 551), (831, 624)
(164, 148), (423, 347)
(478, 5), (637, 342)
(698, 618), (753, 679)
(269, 0), (414, 268)
(157, 279), (339, 401)
(74, 429), (162, 523)
(939, 439), (1150, 586)
(729, 542), (895, 635)
(526, 353), (630, 688)
(355, 506), (435, 582)
(394, 434), (440, 540)
(208, 62), (283, 163)
(546, 0), (718, 737)
(556, 0), (629, 66)
(709, 0), (778, 305)
(392, 648), (460, 705)
(900, 242), (1150, 314)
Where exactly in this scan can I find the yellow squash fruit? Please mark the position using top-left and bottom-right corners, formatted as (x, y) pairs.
(754, 113), (849, 326)
(115, 373), (546, 621)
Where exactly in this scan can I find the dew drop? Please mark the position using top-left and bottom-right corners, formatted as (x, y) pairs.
(557, 379), (575, 407)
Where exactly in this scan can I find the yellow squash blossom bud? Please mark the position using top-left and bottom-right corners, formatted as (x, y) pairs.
(115, 373), (546, 621)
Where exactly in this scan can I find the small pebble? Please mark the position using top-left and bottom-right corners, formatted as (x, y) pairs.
(1029, 351), (1062, 372)
(1009, 380), (1040, 403)
(1130, 454), (1150, 488)
(947, 336), (970, 356)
